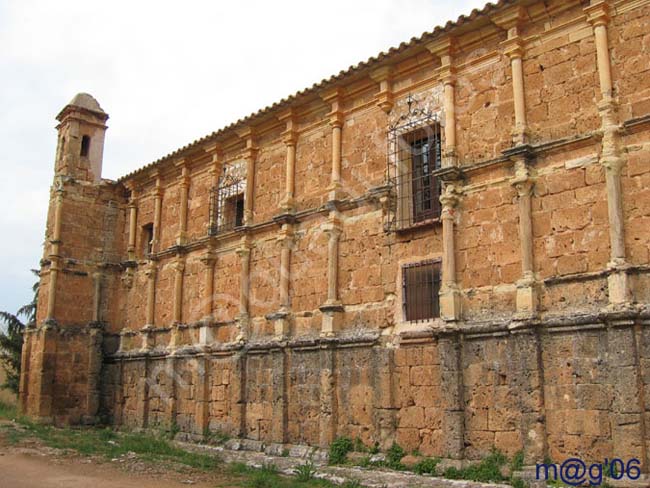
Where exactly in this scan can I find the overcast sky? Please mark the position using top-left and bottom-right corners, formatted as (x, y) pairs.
(0, 0), (486, 320)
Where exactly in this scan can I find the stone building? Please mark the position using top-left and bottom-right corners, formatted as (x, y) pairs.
(19, 0), (650, 468)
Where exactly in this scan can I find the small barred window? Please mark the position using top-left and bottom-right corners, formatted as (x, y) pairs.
(402, 260), (441, 322)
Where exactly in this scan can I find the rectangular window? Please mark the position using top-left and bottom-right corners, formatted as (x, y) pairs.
(142, 223), (154, 256)
(402, 260), (441, 322)
(209, 161), (247, 235)
(394, 125), (442, 229)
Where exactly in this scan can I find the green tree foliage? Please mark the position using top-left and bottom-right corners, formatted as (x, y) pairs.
(0, 269), (39, 393)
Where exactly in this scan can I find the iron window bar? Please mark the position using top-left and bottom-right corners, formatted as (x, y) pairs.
(385, 94), (443, 233)
(402, 259), (441, 322)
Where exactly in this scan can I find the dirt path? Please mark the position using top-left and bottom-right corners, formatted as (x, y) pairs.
(0, 449), (228, 488)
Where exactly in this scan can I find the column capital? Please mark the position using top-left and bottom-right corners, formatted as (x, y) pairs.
(440, 184), (461, 212)
(502, 36), (525, 60)
(200, 251), (217, 266)
(584, 1), (611, 27)
(172, 259), (186, 273)
(144, 262), (157, 278)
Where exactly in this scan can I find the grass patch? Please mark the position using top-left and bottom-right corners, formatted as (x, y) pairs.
(328, 436), (353, 465)
(0, 414), (219, 470)
(443, 449), (508, 483)
(0, 400), (18, 420)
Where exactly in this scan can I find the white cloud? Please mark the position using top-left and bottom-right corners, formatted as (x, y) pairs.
(0, 0), (487, 314)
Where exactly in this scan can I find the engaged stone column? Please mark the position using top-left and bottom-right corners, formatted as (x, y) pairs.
(236, 235), (252, 341)
(152, 172), (163, 253)
(585, 0), (631, 306)
(322, 88), (345, 201)
(493, 6), (528, 145)
(172, 257), (185, 325)
(439, 185), (461, 321)
(126, 187), (138, 261)
(279, 109), (298, 213)
(320, 215), (344, 336)
(208, 148), (222, 233)
(144, 261), (157, 327)
(268, 224), (294, 338)
(200, 248), (216, 324)
(238, 128), (258, 226)
(176, 159), (190, 245)
(427, 37), (457, 167)
(91, 269), (103, 323)
(510, 153), (538, 318)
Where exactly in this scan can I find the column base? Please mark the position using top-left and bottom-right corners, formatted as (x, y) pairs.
(140, 325), (154, 351)
(439, 286), (461, 322)
(235, 313), (249, 343)
(319, 301), (344, 337)
(607, 264), (632, 307)
(266, 310), (291, 338)
(515, 276), (538, 318)
(327, 181), (345, 202)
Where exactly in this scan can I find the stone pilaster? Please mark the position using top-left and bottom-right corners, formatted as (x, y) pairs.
(427, 37), (457, 167)
(510, 154), (538, 318)
(319, 341), (337, 448)
(439, 185), (461, 321)
(270, 347), (288, 444)
(370, 66), (394, 113)
(585, 0), (631, 306)
(46, 183), (65, 322)
(194, 357), (210, 438)
(85, 324), (104, 424)
(493, 6), (528, 145)
(322, 88), (345, 201)
(439, 333), (464, 458)
(175, 159), (190, 245)
(320, 213), (344, 337)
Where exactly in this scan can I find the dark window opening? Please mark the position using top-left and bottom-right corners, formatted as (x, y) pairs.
(405, 127), (442, 224)
(80, 135), (91, 157)
(142, 223), (154, 256)
(209, 162), (247, 235)
(402, 260), (441, 322)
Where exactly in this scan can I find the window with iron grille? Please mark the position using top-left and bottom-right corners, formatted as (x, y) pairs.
(402, 260), (441, 322)
(209, 161), (246, 235)
(386, 95), (443, 232)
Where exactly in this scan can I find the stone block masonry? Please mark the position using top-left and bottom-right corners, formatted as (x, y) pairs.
(19, 0), (650, 471)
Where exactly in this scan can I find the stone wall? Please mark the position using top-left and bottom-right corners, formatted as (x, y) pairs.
(21, 0), (650, 470)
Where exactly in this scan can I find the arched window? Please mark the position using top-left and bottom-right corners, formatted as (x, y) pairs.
(80, 135), (91, 157)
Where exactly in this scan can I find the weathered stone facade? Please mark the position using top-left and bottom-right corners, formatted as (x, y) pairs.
(19, 0), (650, 469)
